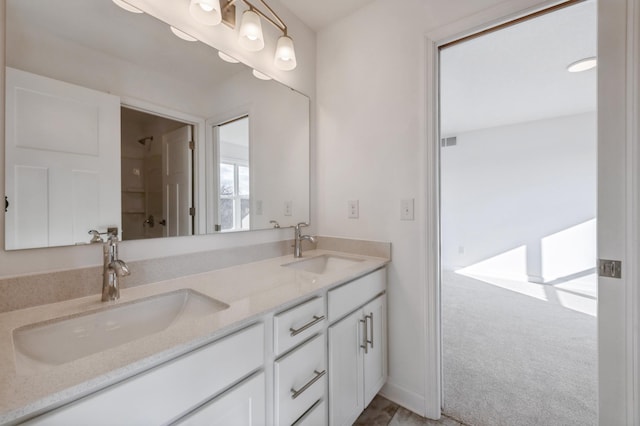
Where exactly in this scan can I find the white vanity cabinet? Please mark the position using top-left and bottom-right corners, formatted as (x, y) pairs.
(327, 269), (387, 426)
(25, 323), (265, 425)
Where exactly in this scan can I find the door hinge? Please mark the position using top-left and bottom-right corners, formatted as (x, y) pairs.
(188, 140), (195, 150)
(189, 207), (196, 216)
(598, 259), (622, 278)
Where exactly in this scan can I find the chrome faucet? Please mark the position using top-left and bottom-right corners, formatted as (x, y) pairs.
(294, 222), (316, 258)
(102, 231), (130, 302)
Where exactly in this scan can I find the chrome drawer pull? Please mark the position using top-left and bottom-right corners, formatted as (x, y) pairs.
(291, 369), (326, 400)
(366, 313), (374, 349)
(360, 318), (368, 354)
(289, 315), (325, 337)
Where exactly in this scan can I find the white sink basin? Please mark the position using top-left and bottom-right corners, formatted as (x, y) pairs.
(13, 289), (228, 372)
(283, 254), (364, 274)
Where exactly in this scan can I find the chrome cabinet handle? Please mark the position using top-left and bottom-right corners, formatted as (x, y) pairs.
(289, 315), (325, 337)
(366, 313), (374, 349)
(291, 369), (326, 400)
(360, 318), (368, 354)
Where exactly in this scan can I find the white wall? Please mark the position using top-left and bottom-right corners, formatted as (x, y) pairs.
(0, 0), (315, 278)
(441, 112), (597, 282)
(316, 0), (605, 416)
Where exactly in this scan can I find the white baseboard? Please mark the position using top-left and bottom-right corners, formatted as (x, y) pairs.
(379, 380), (431, 419)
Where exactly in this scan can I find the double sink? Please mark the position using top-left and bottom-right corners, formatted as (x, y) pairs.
(12, 254), (363, 372)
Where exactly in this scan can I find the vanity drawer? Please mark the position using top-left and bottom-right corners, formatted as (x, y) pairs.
(293, 399), (326, 426)
(174, 372), (265, 426)
(274, 296), (325, 355)
(328, 268), (386, 322)
(26, 323), (264, 425)
(274, 334), (326, 426)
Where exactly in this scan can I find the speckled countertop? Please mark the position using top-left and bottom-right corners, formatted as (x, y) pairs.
(0, 249), (389, 424)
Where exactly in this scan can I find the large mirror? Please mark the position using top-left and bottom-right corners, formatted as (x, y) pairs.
(4, 0), (310, 250)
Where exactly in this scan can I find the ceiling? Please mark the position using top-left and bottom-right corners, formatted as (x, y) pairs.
(279, 0), (375, 31)
(440, 1), (597, 135)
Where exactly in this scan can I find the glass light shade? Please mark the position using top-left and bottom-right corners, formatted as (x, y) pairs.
(567, 57), (597, 73)
(252, 69), (272, 80)
(189, 0), (222, 26)
(170, 26), (198, 42)
(274, 35), (297, 71)
(218, 51), (240, 63)
(239, 10), (264, 52)
(112, 0), (143, 13)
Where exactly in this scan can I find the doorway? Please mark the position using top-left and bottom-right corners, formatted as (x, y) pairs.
(120, 107), (195, 240)
(439, 2), (597, 425)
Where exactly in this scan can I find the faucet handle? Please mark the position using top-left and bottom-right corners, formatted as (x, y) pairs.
(88, 230), (104, 243)
(296, 222), (310, 229)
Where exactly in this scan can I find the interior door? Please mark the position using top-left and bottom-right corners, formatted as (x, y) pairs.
(4, 67), (121, 249)
(162, 125), (193, 237)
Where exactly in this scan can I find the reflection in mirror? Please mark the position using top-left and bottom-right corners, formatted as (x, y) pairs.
(5, 0), (310, 250)
(120, 108), (194, 240)
(217, 117), (250, 232)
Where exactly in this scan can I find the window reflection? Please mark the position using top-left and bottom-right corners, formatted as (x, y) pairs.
(218, 116), (250, 231)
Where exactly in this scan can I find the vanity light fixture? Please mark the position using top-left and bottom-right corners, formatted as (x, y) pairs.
(238, 9), (265, 51)
(170, 26), (198, 42)
(237, 0), (296, 70)
(252, 69), (272, 80)
(189, 0), (223, 26)
(218, 51), (240, 63)
(188, 0), (297, 71)
(112, 0), (143, 14)
(567, 56), (597, 73)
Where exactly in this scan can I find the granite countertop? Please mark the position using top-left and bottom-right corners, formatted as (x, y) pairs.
(0, 249), (389, 424)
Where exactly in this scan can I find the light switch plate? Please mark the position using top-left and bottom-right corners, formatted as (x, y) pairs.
(401, 198), (414, 221)
(348, 200), (359, 219)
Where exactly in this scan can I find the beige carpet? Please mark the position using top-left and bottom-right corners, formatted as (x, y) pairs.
(442, 271), (597, 426)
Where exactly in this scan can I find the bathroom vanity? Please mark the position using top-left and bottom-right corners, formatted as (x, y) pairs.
(0, 250), (389, 425)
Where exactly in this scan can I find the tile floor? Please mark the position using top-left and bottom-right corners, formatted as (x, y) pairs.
(355, 395), (469, 426)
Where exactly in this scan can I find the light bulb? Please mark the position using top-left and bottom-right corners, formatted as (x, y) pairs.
(189, 0), (222, 26)
(239, 10), (264, 52)
(274, 35), (297, 71)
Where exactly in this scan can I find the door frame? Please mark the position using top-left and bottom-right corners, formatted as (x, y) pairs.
(420, 0), (640, 422)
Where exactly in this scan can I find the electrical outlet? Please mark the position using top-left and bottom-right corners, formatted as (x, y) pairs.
(284, 200), (293, 216)
(348, 200), (359, 219)
(400, 198), (414, 221)
(255, 200), (263, 215)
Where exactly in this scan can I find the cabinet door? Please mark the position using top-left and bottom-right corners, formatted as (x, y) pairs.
(363, 294), (387, 407)
(175, 372), (265, 426)
(328, 310), (364, 426)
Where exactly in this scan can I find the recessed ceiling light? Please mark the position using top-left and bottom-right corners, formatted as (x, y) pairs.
(218, 51), (239, 63)
(252, 69), (272, 80)
(170, 26), (198, 42)
(567, 56), (597, 73)
(112, 0), (143, 14)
